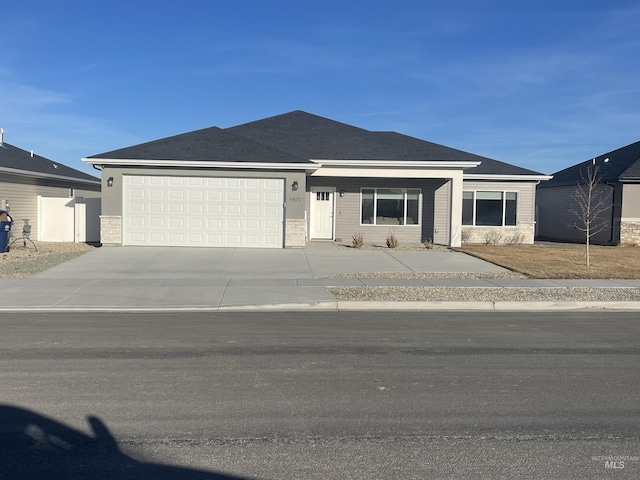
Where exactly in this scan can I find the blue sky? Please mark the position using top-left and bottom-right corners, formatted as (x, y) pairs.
(2, 0), (639, 176)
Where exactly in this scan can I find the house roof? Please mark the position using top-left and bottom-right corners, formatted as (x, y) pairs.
(88, 126), (307, 164)
(227, 111), (543, 176)
(541, 140), (640, 187)
(0, 141), (99, 183)
(87, 110), (545, 177)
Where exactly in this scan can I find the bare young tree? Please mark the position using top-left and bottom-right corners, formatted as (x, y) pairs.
(568, 163), (611, 266)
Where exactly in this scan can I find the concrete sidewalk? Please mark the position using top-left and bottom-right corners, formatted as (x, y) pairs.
(1, 245), (639, 311)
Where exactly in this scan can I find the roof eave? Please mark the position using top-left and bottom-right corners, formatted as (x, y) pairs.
(463, 173), (553, 181)
(311, 159), (482, 169)
(82, 158), (317, 171)
(0, 166), (100, 185)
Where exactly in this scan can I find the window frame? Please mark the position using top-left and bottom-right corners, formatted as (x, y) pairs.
(359, 187), (422, 226)
(462, 190), (518, 227)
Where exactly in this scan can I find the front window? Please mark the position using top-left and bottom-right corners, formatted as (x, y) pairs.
(361, 188), (420, 225)
(462, 191), (518, 226)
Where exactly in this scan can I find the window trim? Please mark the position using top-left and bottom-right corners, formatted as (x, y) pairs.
(359, 187), (421, 226)
(462, 190), (518, 227)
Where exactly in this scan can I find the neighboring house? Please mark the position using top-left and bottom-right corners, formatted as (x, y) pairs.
(83, 111), (550, 249)
(537, 140), (640, 245)
(0, 129), (101, 242)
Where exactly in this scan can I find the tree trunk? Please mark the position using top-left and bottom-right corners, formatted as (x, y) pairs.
(586, 234), (590, 267)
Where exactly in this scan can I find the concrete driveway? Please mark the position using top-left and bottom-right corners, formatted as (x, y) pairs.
(0, 244), (507, 310)
(32, 244), (507, 280)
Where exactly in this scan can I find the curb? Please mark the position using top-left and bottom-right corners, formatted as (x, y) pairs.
(1, 301), (640, 313)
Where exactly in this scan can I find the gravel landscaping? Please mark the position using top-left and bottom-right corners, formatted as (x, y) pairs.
(0, 242), (96, 279)
(328, 286), (640, 302)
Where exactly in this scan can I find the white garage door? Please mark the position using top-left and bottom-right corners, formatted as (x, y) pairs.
(123, 176), (284, 248)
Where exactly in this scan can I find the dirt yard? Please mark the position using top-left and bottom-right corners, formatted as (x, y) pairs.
(456, 243), (640, 279)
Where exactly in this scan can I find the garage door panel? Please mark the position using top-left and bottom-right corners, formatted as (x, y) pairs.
(149, 203), (164, 213)
(264, 192), (281, 203)
(169, 204), (184, 214)
(123, 176), (284, 247)
(226, 205), (241, 215)
(246, 191), (260, 202)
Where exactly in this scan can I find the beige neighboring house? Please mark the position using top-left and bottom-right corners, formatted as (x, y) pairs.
(0, 129), (101, 242)
(84, 111), (550, 249)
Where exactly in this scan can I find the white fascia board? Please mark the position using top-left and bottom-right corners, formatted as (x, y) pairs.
(463, 174), (553, 181)
(311, 159), (481, 169)
(81, 158), (317, 171)
(311, 166), (467, 179)
(0, 166), (100, 185)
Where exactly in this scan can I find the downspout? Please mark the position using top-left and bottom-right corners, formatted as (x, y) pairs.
(605, 182), (617, 244)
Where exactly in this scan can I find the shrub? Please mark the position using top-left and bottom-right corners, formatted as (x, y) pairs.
(506, 233), (525, 245)
(484, 231), (503, 245)
(386, 229), (399, 249)
(461, 229), (472, 243)
(423, 237), (434, 249)
(352, 232), (364, 249)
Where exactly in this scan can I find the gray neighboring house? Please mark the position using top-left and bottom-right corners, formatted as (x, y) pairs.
(0, 129), (101, 240)
(83, 111), (550, 249)
(537, 140), (640, 245)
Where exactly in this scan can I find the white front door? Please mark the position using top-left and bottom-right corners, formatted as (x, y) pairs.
(310, 187), (335, 240)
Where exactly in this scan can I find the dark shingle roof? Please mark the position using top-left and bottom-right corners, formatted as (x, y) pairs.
(0, 142), (99, 182)
(89, 110), (544, 176)
(377, 132), (543, 175)
(88, 126), (308, 164)
(228, 111), (543, 175)
(542, 140), (640, 187)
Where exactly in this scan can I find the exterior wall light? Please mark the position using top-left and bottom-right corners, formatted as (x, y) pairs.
(291, 181), (299, 191)
(107, 177), (114, 187)
(340, 190), (345, 197)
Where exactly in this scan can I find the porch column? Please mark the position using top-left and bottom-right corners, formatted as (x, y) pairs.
(449, 172), (463, 247)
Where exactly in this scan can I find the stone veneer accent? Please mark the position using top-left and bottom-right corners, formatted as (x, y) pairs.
(461, 222), (535, 245)
(620, 220), (640, 244)
(100, 215), (122, 245)
(285, 218), (307, 247)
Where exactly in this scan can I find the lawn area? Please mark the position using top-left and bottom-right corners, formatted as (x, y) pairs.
(455, 243), (640, 279)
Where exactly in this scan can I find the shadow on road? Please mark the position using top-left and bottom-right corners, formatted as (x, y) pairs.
(0, 405), (251, 480)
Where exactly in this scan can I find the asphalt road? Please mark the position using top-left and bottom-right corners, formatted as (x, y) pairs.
(0, 311), (639, 479)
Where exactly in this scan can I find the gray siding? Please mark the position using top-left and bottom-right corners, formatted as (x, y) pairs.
(0, 175), (100, 241)
(307, 177), (448, 246)
(537, 184), (615, 244)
